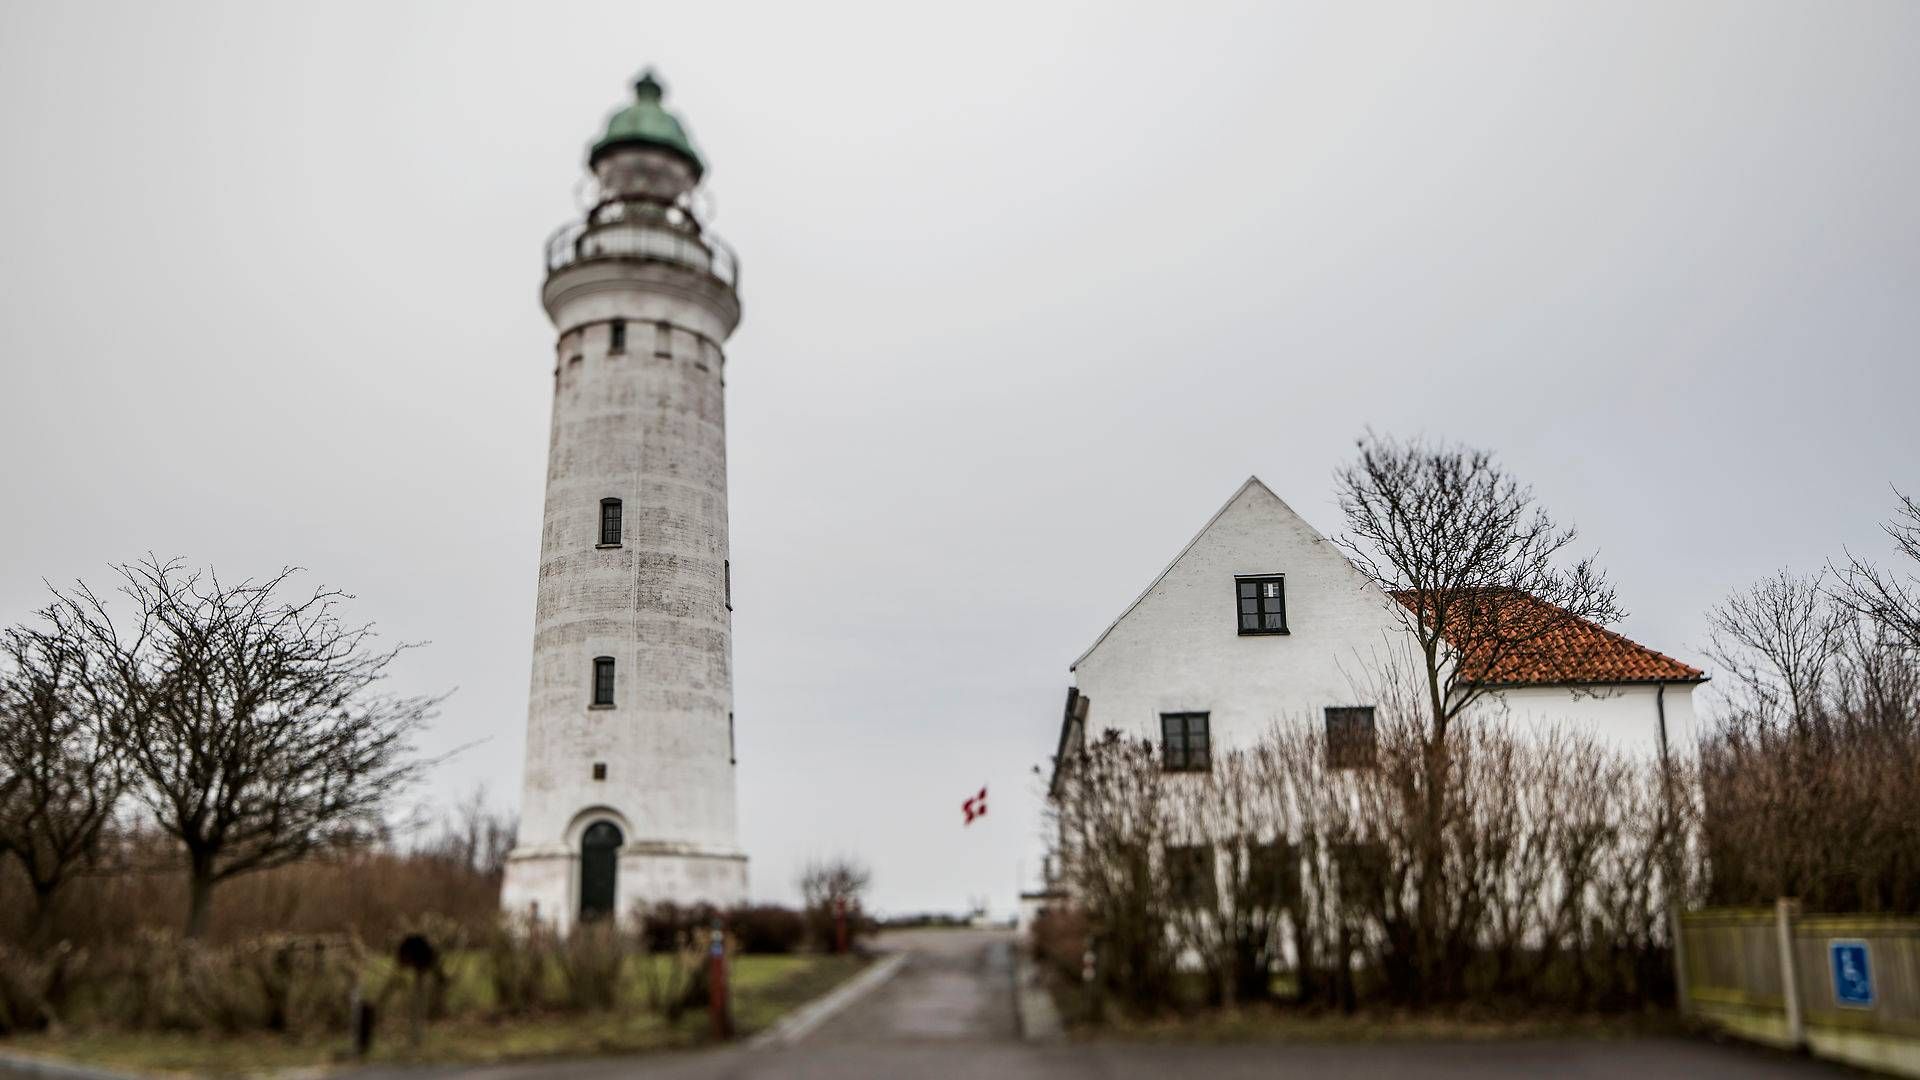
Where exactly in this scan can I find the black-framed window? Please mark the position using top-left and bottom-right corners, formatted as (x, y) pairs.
(1236, 575), (1288, 634)
(1167, 844), (1216, 908)
(592, 656), (616, 706)
(591, 762), (607, 781)
(609, 319), (626, 353)
(1248, 840), (1301, 910)
(1325, 706), (1377, 769)
(1334, 839), (1389, 907)
(600, 498), (623, 546)
(1161, 712), (1211, 772)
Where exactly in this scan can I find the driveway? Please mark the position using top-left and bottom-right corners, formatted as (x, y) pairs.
(353, 926), (1857, 1079)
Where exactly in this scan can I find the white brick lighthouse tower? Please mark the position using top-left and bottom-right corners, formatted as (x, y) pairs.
(502, 71), (748, 929)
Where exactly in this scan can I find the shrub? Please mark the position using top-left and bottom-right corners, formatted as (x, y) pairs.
(556, 921), (628, 1012)
(637, 930), (704, 1022)
(0, 942), (83, 1035)
(728, 905), (805, 955)
(479, 916), (549, 1016)
(0, 833), (504, 953)
(637, 902), (718, 954)
(798, 856), (872, 952)
(1048, 712), (1689, 1015)
(1030, 907), (1086, 984)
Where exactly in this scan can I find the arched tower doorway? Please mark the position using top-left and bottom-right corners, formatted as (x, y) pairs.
(579, 821), (624, 921)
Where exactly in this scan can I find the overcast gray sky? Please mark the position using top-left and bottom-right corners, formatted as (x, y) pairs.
(2, 1), (1916, 915)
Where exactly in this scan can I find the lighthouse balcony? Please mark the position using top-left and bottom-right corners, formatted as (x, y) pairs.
(544, 197), (739, 290)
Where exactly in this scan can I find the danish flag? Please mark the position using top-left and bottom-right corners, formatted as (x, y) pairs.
(962, 786), (988, 826)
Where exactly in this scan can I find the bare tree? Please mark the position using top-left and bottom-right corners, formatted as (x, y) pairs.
(1046, 730), (1177, 1013)
(1704, 570), (1846, 726)
(1699, 613), (1920, 913)
(1334, 433), (1620, 1001)
(0, 601), (124, 943)
(1335, 434), (1623, 740)
(1833, 488), (1920, 652)
(797, 854), (872, 951)
(65, 557), (436, 938)
(423, 784), (517, 879)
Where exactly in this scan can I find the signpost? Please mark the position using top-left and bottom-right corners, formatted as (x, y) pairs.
(709, 926), (734, 1040)
(1830, 940), (1874, 1008)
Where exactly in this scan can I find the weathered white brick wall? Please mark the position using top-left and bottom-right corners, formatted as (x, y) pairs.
(1072, 478), (1699, 759)
(503, 148), (748, 931)
(1073, 479), (1410, 745)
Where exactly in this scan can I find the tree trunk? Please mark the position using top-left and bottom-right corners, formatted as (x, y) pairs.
(185, 862), (217, 940)
(28, 881), (59, 949)
(1417, 724), (1449, 1005)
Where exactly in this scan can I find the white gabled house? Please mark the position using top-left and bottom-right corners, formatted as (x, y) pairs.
(1048, 475), (1706, 798)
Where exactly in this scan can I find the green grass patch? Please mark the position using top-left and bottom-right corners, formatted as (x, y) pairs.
(2, 953), (870, 1077)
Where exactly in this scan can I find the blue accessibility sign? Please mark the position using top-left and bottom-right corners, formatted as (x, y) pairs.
(1830, 940), (1874, 1008)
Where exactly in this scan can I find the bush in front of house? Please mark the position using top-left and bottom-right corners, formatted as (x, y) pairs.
(1047, 705), (1692, 1017)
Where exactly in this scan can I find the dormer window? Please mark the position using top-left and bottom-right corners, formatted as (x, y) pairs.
(1236, 575), (1288, 635)
(599, 498), (623, 546)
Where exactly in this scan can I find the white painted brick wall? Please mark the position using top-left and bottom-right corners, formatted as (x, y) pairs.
(1072, 478), (1699, 761)
(503, 148), (749, 931)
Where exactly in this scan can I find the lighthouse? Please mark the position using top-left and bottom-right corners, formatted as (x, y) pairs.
(502, 71), (749, 930)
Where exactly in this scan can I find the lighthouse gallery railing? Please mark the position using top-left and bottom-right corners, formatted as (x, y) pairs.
(543, 198), (740, 290)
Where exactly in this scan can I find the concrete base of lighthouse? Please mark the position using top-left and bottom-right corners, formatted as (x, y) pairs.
(501, 842), (748, 934)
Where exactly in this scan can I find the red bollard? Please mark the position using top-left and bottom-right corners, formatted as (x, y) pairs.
(707, 927), (733, 1040)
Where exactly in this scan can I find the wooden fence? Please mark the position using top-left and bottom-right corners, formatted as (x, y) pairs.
(1681, 902), (1920, 1077)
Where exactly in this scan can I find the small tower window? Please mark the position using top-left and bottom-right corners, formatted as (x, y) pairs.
(592, 656), (616, 706)
(592, 762), (607, 781)
(654, 321), (672, 358)
(729, 712), (736, 764)
(609, 319), (626, 354)
(600, 498), (623, 546)
(724, 560), (732, 611)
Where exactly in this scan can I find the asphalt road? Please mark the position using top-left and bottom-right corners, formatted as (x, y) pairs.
(343, 927), (1858, 1079)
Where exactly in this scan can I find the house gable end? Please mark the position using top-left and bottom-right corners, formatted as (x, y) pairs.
(1071, 476), (1393, 672)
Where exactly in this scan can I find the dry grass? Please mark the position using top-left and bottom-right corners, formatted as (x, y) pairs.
(0, 838), (503, 950)
(2, 953), (868, 1075)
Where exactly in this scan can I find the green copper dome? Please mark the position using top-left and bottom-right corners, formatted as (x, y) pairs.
(589, 70), (705, 177)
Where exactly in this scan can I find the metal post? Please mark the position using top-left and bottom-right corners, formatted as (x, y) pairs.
(1081, 940), (1102, 1024)
(708, 926), (733, 1041)
(1775, 897), (1804, 1048)
(349, 986), (375, 1059)
(1670, 904), (1692, 1017)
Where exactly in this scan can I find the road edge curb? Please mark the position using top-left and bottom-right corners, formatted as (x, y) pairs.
(0, 1050), (148, 1080)
(747, 951), (908, 1049)
(1013, 947), (1065, 1042)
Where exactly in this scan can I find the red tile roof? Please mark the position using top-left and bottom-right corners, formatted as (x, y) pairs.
(1390, 590), (1706, 687)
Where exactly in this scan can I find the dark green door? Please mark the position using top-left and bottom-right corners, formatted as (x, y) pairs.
(580, 821), (623, 921)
